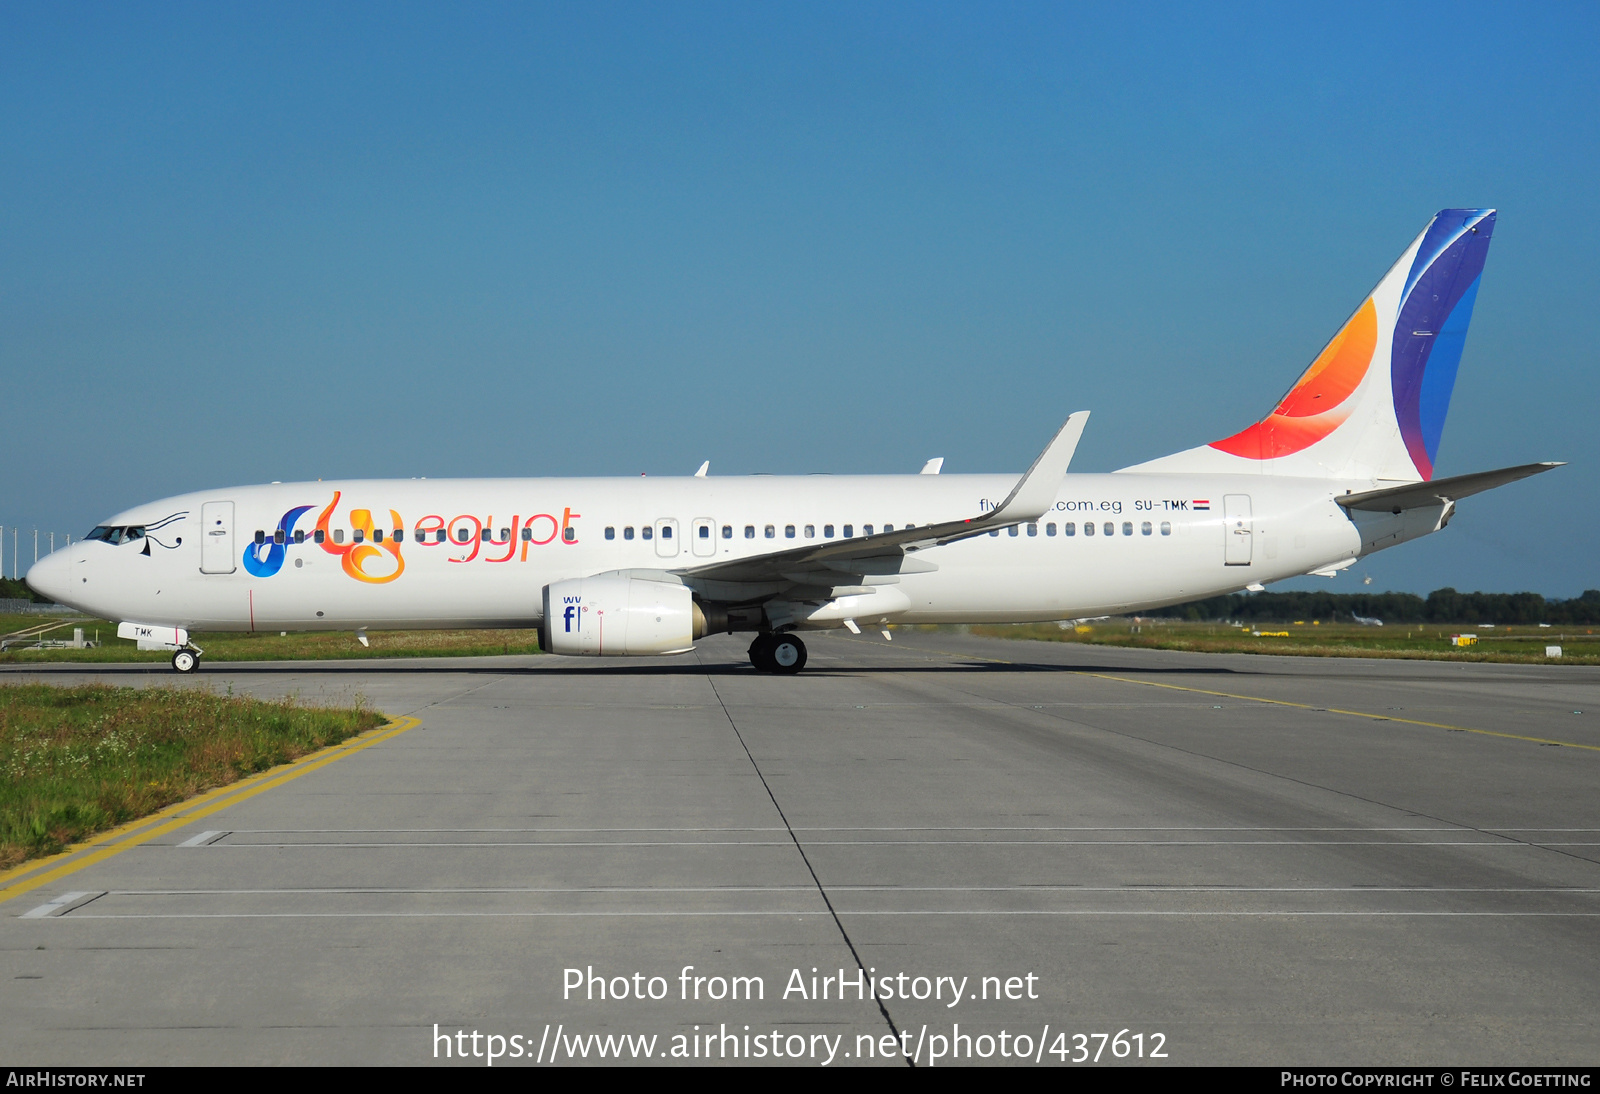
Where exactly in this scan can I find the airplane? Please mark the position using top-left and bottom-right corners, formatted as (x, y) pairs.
(26, 208), (1560, 674)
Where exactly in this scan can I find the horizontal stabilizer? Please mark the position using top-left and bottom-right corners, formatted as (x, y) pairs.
(1337, 462), (1562, 512)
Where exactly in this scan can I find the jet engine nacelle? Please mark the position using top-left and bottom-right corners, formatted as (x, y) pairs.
(542, 573), (697, 656)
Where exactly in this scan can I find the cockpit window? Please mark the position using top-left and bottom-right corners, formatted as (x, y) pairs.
(86, 525), (145, 545)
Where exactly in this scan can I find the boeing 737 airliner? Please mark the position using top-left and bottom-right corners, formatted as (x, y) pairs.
(26, 209), (1559, 673)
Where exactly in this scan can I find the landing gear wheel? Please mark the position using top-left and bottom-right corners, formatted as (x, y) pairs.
(172, 649), (199, 674)
(768, 633), (807, 674)
(748, 634), (776, 673)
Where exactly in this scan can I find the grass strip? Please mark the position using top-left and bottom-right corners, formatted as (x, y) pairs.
(0, 615), (543, 664)
(965, 622), (1600, 664)
(0, 683), (386, 869)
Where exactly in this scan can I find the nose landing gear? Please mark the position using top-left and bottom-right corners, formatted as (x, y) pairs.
(171, 648), (202, 673)
(748, 632), (807, 674)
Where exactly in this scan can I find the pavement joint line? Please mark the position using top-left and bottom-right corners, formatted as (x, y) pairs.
(0, 714), (420, 908)
(50, 910), (1600, 920)
(699, 652), (914, 1067)
(202, 825), (1600, 833)
(196, 839), (1569, 848)
(868, 637), (1600, 753)
(93, 885), (1600, 895)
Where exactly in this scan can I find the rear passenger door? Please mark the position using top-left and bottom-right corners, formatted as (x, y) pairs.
(1223, 494), (1252, 566)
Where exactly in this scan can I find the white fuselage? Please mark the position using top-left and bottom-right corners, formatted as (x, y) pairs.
(31, 471), (1389, 634)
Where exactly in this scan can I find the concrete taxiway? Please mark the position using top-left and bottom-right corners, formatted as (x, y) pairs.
(2, 632), (1598, 1066)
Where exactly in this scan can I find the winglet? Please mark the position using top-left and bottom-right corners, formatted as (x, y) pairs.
(920, 457), (944, 475)
(989, 412), (1089, 523)
(694, 461), (709, 478)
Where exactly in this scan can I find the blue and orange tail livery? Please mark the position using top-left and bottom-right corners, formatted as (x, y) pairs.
(1125, 209), (1496, 483)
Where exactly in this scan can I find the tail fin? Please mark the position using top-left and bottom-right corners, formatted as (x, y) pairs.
(1123, 209), (1496, 482)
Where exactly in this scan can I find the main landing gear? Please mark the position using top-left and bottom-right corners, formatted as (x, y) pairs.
(748, 632), (807, 674)
(171, 648), (201, 674)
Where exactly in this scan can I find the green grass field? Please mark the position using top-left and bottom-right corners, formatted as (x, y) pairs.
(0, 683), (386, 869)
(0, 613), (544, 665)
(965, 619), (1600, 664)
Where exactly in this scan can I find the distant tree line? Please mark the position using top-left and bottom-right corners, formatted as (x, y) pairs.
(0, 577), (33, 601)
(1148, 588), (1600, 625)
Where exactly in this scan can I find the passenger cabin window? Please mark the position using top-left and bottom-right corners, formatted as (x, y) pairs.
(824, 524), (835, 538)
(1027, 523), (1038, 537)
(605, 527), (616, 540)
(863, 524), (873, 536)
(989, 529), (1000, 537)
(1046, 523), (1056, 536)
(375, 530), (385, 543)
(437, 530), (447, 543)
(883, 524), (894, 533)
(698, 525), (710, 539)
(1007, 525), (1018, 537)
(563, 527), (576, 542)
(394, 529), (404, 542)
(784, 525), (794, 539)
(842, 524), (853, 537)
(315, 529), (326, 544)
(353, 529), (365, 543)
(721, 525), (732, 539)
(1083, 522), (1094, 537)
(1063, 522), (1075, 536)
(294, 530), (305, 544)
(661, 525), (672, 539)
(745, 525), (756, 539)
(1122, 522), (1133, 536)
(1141, 521), (1152, 536)
(1161, 522), (1172, 535)
(1103, 522), (1114, 537)
(334, 529), (346, 544)
(762, 525), (773, 539)
(624, 526), (635, 540)
(274, 530), (285, 544)
(804, 525), (815, 538)
(254, 530), (266, 545)
(642, 527), (653, 540)
(456, 529), (470, 543)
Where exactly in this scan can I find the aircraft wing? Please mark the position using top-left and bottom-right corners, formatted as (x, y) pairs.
(1336, 462), (1562, 513)
(676, 412), (1088, 597)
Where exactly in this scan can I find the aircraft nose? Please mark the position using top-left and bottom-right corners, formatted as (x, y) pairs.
(25, 550), (73, 604)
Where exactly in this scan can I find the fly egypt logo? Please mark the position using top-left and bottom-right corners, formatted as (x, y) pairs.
(562, 596), (586, 634)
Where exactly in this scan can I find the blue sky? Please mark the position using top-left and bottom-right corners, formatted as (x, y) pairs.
(4, 2), (1596, 595)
